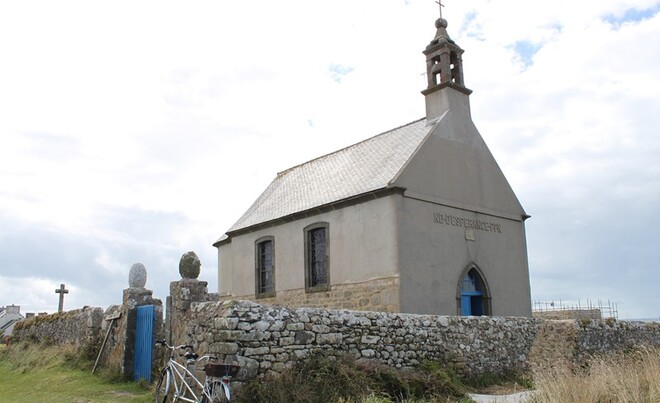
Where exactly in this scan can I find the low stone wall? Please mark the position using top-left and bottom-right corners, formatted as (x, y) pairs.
(527, 319), (577, 369)
(12, 280), (660, 385)
(11, 287), (163, 380)
(576, 319), (660, 358)
(533, 309), (601, 320)
(12, 306), (103, 347)
(171, 300), (660, 381)
(222, 277), (400, 313)
(176, 300), (538, 379)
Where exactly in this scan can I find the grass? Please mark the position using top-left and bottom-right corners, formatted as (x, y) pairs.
(531, 347), (660, 402)
(0, 342), (152, 403)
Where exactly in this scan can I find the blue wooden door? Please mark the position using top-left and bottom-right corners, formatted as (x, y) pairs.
(461, 292), (483, 316)
(461, 295), (471, 316)
(460, 270), (485, 316)
(133, 305), (154, 382)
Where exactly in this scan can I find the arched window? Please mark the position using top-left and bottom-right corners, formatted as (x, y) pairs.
(458, 267), (490, 316)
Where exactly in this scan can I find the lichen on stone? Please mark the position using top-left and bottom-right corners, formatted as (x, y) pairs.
(179, 251), (201, 279)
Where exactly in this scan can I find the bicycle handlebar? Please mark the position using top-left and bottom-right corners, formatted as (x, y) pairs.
(155, 340), (218, 362)
(155, 340), (193, 351)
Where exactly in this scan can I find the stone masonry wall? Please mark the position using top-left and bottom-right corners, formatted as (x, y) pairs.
(527, 319), (578, 369)
(221, 277), (400, 313)
(12, 306), (103, 347)
(576, 318), (660, 359)
(171, 300), (660, 381)
(176, 300), (539, 379)
(533, 309), (602, 320)
(11, 287), (163, 380)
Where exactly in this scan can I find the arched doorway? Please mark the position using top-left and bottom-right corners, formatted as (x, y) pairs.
(459, 267), (489, 316)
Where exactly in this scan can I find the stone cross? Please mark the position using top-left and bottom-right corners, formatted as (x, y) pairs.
(55, 283), (69, 313)
(436, 0), (445, 18)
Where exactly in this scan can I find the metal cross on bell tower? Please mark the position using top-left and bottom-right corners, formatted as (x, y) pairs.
(435, 0), (445, 18)
(55, 283), (69, 313)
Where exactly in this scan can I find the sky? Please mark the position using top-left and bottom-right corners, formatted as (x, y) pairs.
(1, 0), (659, 320)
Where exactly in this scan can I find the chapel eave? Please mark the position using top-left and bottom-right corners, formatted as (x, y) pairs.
(214, 186), (406, 247)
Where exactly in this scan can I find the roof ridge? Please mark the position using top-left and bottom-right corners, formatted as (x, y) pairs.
(276, 117), (426, 177)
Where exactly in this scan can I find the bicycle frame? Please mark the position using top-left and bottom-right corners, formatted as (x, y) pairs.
(165, 358), (210, 402)
(155, 341), (220, 403)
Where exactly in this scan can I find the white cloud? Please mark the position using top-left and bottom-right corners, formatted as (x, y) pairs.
(0, 0), (659, 319)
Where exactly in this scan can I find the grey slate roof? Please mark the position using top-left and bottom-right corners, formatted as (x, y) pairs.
(227, 118), (432, 233)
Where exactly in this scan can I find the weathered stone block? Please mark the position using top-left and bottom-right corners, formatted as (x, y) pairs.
(244, 347), (270, 356)
(361, 335), (381, 344)
(210, 342), (239, 355)
(361, 349), (375, 358)
(214, 317), (239, 330)
(213, 330), (244, 342)
(279, 337), (295, 346)
(318, 333), (343, 345)
(294, 330), (316, 344)
(254, 320), (271, 331)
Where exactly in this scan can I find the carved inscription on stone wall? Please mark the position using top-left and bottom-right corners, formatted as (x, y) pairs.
(433, 212), (502, 233)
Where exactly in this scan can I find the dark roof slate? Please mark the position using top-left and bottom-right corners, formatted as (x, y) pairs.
(227, 118), (431, 233)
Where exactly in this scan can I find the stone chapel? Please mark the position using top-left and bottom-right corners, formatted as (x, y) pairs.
(214, 15), (532, 317)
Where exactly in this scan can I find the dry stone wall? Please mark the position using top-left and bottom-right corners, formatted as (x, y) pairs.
(11, 276), (660, 384)
(176, 300), (539, 379)
(171, 300), (660, 381)
(533, 309), (601, 320)
(12, 287), (163, 380)
(12, 306), (103, 347)
(576, 319), (660, 358)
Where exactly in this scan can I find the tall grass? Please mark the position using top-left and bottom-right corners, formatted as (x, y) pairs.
(531, 347), (660, 402)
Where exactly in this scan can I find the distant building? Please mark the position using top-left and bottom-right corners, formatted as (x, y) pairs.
(0, 305), (25, 339)
(214, 15), (532, 317)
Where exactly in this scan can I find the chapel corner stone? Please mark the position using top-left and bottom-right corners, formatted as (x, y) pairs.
(179, 251), (201, 279)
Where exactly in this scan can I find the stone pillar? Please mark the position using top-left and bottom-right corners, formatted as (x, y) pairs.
(166, 251), (209, 346)
(115, 263), (164, 379)
(168, 278), (208, 346)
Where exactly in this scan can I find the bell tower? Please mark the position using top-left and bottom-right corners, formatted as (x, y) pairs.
(421, 15), (472, 120)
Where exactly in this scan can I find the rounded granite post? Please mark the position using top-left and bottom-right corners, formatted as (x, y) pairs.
(167, 251), (209, 346)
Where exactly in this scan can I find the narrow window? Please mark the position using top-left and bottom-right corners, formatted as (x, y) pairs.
(305, 223), (329, 290)
(255, 238), (274, 296)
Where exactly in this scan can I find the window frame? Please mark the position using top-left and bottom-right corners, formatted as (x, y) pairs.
(304, 222), (330, 292)
(254, 236), (275, 298)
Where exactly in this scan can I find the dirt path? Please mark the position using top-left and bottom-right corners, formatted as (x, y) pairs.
(469, 391), (534, 403)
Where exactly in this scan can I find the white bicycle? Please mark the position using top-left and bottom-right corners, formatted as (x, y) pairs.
(154, 340), (240, 402)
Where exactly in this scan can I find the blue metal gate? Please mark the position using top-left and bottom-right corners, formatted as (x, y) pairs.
(133, 305), (154, 382)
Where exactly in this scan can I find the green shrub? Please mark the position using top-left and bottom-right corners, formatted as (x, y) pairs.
(235, 355), (373, 403)
(463, 370), (533, 390)
(233, 354), (469, 403)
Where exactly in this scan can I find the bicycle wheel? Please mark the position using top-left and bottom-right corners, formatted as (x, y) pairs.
(154, 368), (172, 403)
(220, 381), (231, 402)
(200, 381), (227, 402)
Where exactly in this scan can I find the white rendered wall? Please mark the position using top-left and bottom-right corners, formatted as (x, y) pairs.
(397, 196), (532, 316)
(218, 195), (400, 297)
